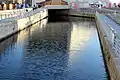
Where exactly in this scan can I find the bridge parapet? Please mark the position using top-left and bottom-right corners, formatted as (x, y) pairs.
(44, 5), (70, 9)
(0, 8), (47, 23)
(0, 8), (33, 20)
(0, 8), (48, 41)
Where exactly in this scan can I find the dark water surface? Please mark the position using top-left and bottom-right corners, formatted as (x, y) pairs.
(0, 17), (108, 80)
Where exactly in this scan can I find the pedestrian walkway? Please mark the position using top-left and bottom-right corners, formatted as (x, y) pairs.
(103, 16), (120, 33)
(103, 15), (120, 34)
(96, 12), (120, 80)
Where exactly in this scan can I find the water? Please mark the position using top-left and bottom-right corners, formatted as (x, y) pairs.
(0, 17), (108, 80)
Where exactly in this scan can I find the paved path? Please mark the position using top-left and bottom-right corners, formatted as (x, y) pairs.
(99, 13), (120, 80)
(102, 15), (120, 36)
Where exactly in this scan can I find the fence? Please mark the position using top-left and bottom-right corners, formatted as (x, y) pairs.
(72, 8), (117, 14)
(0, 8), (47, 32)
(44, 5), (70, 9)
(96, 11), (120, 56)
(74, 8), (96, 14)
(0, 8), (33, 20)
(70, 8), (96, 18)
(0, 8), (48, 40)
(106, 13), (120, 24)
(0, 8), (46, 21)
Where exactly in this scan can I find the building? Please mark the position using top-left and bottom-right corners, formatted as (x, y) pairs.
(32, 0), (45, 7)
(68, 0), (110, 8)
(32, 0), (68, 7)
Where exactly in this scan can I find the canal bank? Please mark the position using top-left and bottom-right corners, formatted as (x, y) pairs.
(0, 8), (48, 42)
(69, 10), (120, 80)
(95, 13), (120, 80)
(0, 8), (115, 80)
(95, 15), (111, 80)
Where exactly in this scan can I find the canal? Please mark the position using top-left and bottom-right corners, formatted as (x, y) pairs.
(0, 17), (108, 80)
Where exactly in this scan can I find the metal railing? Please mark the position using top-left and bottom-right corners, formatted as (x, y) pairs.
(106, 13), (120, 24)
(44, 5), (70, 9)
(96, 12), (114, 43)
(70, 8), (96, 16)
(71, 8), (118, 14)
(78, 8), (96, 14)
(96, 11), (120, 55)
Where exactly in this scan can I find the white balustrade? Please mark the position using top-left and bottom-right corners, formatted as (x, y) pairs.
(44, 5), (70, 9)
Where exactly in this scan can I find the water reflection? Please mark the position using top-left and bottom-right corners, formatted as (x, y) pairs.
(19, 21), (72, 80)
(70, 21), (95, 51)
(0, 17), (108, 80)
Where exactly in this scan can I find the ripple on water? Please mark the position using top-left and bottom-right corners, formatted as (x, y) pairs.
(0, 18), (108, 80)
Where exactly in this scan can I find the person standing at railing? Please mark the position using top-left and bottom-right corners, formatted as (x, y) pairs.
(23, 4), (29, 8)
(1, 4), (4, 10)
(17, 3), (19, 9)
(33, 5), (37, 11)
(17, 3), (23, 9)
(0, 5), (2, 10)
(69, 2), (72, 9)
(74, 2), (77, 10)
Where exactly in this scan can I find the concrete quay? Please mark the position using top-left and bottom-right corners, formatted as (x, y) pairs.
(96, 12), (120, 80)
(69, 9), (95, 18)
(69, 9), (120, 80)
(0, 8), (48, 42)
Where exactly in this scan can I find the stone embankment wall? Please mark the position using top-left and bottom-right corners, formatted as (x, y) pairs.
(70, 10), (120, 80)
(69, 9), (95, 18)
(0, 8), (48, 42)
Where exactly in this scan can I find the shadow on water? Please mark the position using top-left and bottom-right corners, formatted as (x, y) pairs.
(0, 34), (17, 54)
(48, 15), (70, 22)
(0, 17), (108, 80)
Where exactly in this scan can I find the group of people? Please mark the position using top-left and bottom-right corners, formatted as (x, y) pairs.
(33, 5), (38, 11)
(0, 3), (30, 10)
(16, 3), (30, 9)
